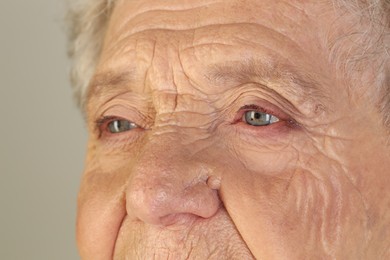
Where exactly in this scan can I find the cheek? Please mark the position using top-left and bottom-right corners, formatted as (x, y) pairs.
(76, 151), (131, 259)
(223, 124), (300, 175)
(218, 141), (368, 258)
(229, 142), (298, 174)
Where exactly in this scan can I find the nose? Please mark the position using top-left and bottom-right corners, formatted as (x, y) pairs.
(126, 137), (221, 226)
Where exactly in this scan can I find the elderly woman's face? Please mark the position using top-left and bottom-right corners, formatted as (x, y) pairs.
(77, 0), (390, 259)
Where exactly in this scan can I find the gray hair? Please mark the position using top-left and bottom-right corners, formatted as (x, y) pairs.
(65, 0), (390, 126)
(66, 0), (115, 108)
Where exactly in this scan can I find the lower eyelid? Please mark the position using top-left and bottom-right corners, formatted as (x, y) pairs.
(233, 120), (294, 139)
(99, 134), (141, 149)
(99, 127), (143, 145)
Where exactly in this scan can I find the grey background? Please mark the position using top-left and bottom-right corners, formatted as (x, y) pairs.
(0, 1), (86, 259)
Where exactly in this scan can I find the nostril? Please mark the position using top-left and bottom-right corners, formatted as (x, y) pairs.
(159, 213), (197, 227)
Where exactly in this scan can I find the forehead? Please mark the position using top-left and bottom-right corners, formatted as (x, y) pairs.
(88, 0), (348, 115)
(107, 0), (328, 37)
(99, 0), (339, 69)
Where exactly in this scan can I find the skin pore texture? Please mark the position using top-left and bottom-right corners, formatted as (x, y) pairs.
(77, 0), (390, 259)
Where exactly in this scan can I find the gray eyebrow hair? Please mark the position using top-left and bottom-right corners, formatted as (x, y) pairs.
(86, 69), (136, 102)
(206, 58), (325, 100)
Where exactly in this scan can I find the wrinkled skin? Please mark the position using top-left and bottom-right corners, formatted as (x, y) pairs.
(77, 0), (390, 259)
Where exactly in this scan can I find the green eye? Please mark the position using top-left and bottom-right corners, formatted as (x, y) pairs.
(243, 111), (279, 126)
(107, 120), (138, 133)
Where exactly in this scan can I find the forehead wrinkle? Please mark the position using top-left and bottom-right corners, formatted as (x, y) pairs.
(110, 0), (232, 39)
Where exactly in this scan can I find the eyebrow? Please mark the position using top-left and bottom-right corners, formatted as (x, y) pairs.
(87, 58), (326, 111)
(206, 58), (324, 99)
(87, 69), (136, 103)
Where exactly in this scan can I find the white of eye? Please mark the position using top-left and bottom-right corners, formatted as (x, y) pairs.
(243, 111), (280, 126)
(108, 120), (138, 133)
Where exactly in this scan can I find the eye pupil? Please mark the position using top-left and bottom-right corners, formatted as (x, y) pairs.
(254, 112), (261, 120)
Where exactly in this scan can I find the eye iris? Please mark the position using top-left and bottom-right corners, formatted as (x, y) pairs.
(108, 120), (136, 133)
(244, 111), (278, 126)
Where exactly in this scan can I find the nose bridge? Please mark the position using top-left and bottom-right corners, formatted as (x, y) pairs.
(124, 32), (221, 226)
(126, 133), (220, 226)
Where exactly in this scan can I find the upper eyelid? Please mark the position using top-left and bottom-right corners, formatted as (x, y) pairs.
(96, 116), (121, 131)
(94, 102), (153, 127)
(96, 116), (141, 128)
(88, 90), (153, 123)
(239, 104), (273, 114)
